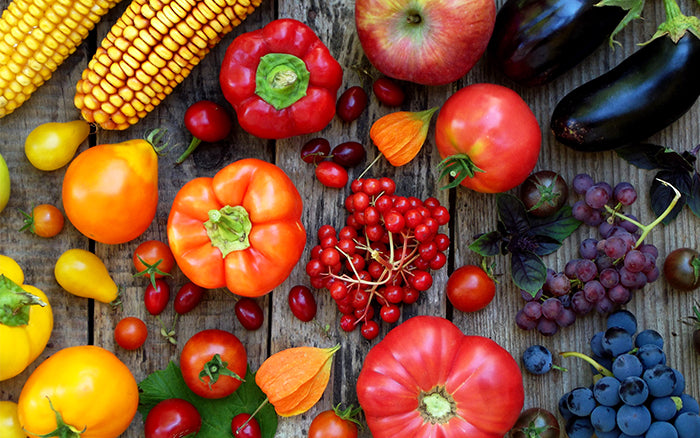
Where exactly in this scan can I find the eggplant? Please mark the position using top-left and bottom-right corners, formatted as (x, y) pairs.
(488, 0), (625, 86)
(551, 33), (700, 152)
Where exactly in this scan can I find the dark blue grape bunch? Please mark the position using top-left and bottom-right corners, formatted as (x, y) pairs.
(559, 310), (700, 438)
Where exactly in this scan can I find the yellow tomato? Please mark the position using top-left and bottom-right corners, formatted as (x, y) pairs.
(0, 401), (26, 438)
(24, 120), (90, 171)
(54, 249), (118, 303)
(0, 152), (9, 214)
(0, 258), (53, 382)
(18, 345), (139, 438)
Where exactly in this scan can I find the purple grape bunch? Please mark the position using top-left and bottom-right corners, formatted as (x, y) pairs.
(516, 173), (660, 336)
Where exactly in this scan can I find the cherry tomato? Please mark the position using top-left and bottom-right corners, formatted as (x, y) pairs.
(133, 240), (176, 288)
(336, 86), (368, 122)
(178, 100), (232, 163)
(114, 316), (148, 350)
(331, 141), (366, 168)
(519, 170), (569, 217)
(308, 407), (359, 438)
(373, 78), (405, 107)
(235, 297), (264, 330)
(19, 204), (64, 237)
(301, 138), (331, 164)
(446, 264), (496, 312)
(288, 285), (317, 322)
(435, 83), (541, 193)
(180, 329), (247, 399)
(24, 120), (90, 171)
(510, 407), (560, 438)
(663, 248), (700, 291)
(316, 161), (349, 188)
(231, 413), (262, 438)
(144, 398), (202, 438)
(174, 282), (205, 315)
(144, 279), (171, 316)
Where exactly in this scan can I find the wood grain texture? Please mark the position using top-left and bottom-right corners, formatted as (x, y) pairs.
(1, 0), (699, 436)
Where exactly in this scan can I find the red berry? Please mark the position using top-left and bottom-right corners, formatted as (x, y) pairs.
(288, 285), (317, 322)
(316, 161), (348, 188)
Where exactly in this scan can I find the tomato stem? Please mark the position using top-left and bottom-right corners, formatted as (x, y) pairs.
(418, 386), (457, 424)
(175, 137), (202, 165)
(436, 153), (485, 190)
(199, 353), (244, 389)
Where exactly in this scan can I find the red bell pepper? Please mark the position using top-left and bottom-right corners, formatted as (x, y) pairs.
(166, 158), (306, 297)
(219, 18), (343, 139)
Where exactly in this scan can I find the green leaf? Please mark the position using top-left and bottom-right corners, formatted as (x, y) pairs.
(510, 251), (547, 297)
(529, 205), (582, 244)
(497, 194), (530, 234)
(138, 362), (277, 438)
(469, 231), (503, 257)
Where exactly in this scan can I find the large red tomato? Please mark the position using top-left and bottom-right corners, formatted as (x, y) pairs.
(435, 83), (541, 193)
(356, 315), (524, 437)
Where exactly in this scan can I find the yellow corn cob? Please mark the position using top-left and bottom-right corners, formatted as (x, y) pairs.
(0, 0), (122, 118)
(75, 0), (261, 130)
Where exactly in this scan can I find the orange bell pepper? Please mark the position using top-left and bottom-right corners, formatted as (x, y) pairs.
(167, 158), (306, 297)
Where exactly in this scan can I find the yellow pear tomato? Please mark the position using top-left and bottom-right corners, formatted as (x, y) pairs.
(0, 152), (9, 214)
(24, 120), (90, 171)
(0, 256), (53, 381)
(0, 401), (26, 438)
(54, 249), (118, 303)
(17, 345), (139, 438)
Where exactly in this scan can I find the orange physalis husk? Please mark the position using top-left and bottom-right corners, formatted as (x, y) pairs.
(370, 107), (438, 167)
(255, 344), (340, 417)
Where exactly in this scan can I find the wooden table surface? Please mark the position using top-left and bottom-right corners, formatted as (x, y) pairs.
(1, 0), (699, 436)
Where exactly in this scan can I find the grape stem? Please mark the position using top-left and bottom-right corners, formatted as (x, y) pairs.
(604, 178), (681, 248)
(559, 351), (613, 377)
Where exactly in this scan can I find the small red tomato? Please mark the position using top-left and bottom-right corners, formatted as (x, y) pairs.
(288, 285), (317, 322)
(331, 141), (366, 168)
(235, 297), (264, 330)
(180, 329), (247, 399)
(308, 407), (359, 438)
(144, 279), (171, 316)
(336, 86), (368, 122)
(178, 100), (232, 163)
(446, 265), (496, 312)
(144, 398), (202, 438)
(133, 240), (175, 288)
(301, 138), (331, 164)
(373, 78), (405, 107)
(114, 316), (148, 350)
(316, 161), (349, 188)
(231, 413), (262, 438)
(174, 282), (205, 315)
(20, 204), (64, 238)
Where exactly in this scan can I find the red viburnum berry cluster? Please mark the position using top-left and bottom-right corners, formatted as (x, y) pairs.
(305, 176), (450, 340)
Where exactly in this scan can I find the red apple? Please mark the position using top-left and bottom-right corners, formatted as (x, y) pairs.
(355, 0), (496, 86)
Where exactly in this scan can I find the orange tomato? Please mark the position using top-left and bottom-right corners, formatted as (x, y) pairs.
(61, 136), (159, 244)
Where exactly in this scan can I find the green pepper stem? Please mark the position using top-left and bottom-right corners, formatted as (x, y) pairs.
(255, 53), (310, 110)
(204, 205), (253, 257)
(0, 275), (46, 326)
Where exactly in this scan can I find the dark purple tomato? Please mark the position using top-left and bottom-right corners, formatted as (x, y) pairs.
(144, 279), (170, 316)
(373, 78), (405, 107)
(301, 138), (331, 164)
(663, 248), (700, 291)
(510, 407), (560, 438)
(235, 297), (264, 330)
(231, 413), (262, 438)
(519, 170), (569, 217)
(336, 86), (368, 122)
(288, 285), (317, 322)
(316, 161), (349, 188)
(331, 141), (366, 168)
(174, 282), (205, 315)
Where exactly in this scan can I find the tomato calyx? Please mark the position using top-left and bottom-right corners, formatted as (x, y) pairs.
(30, 397), (86, 438)
(418, 386), (458, 424)
(199, 353), (244, 389)
(436, 153), (485, 190)
(0, 275), (46, 326)
(332, 403), (363, 428)
(205, 205), (253, 257)
(134, 255), (172, 289)
(256, 53), (310, 110)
